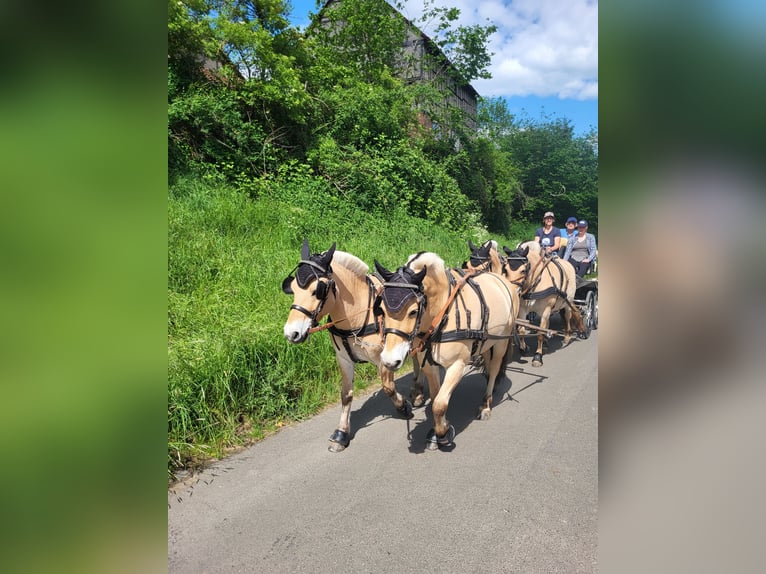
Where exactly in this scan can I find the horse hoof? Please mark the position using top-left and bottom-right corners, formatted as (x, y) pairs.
(398, 400), (414, 420)
(328, 429), (350, 452)
(477, 408), (491, 421)
(532, 353), (543, 367)
(411, 394), (425, 408)
(425, 426), (455, 450)
(328, 441), (346, 453)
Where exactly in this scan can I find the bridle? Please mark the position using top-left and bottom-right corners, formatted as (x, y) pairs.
(504, 254), (530, 288)
(374, 271), (428, 347)
(282, 259), (337, 329)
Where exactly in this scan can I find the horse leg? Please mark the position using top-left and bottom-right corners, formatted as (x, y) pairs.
(419, 360), (441, 407)
(409, 357), (426, 408)
(516, 324), (529, 356)
(532, 307), (552, 367)
(571, 305), (585, 337)
(379, 364), (413, 419)
(563, 304), (573, 345)
(478, 341), (508, 420)
(328, 356), (355, 452)
(427, 359), (466, 450)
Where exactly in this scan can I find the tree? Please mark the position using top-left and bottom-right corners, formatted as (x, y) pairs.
(168, 0), (311, 177)
(415, 1), (497, 85)
(499, 117), (598, 233)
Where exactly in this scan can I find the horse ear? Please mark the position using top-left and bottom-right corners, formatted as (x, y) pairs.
(521, 246), (529, 257)
(411, 266), (427, 285)
(374, 259), (394, 280)
(322, 242), (336, 265)
(301, 238), (310, 260)
(468, 239), (476, 251)
(502, 246), (513, 256)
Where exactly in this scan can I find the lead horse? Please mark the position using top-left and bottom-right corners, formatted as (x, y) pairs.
(374, 252), (518, 450)
(502, 241), (584, 366)
(282, 239), (418, 452)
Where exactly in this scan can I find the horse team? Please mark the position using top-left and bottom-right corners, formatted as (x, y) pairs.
(282, 238), (585, 452)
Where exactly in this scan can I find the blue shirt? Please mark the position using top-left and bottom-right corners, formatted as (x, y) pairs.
(535, 226), (560, 250)
(561, 227), (577, 242)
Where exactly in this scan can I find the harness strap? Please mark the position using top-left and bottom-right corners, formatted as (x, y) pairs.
(329, 322), (380, 363)
(309, 276), (381, 363)
(410, 267), (478, 357)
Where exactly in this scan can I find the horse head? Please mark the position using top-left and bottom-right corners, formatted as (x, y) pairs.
(502, 245), (530, 286)
(282, 239), (337, 343)
(373, 260), (428, 371)
(468, 239), (502, 272)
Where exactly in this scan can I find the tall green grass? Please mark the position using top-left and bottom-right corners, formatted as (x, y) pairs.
(168, 174), (533, 474)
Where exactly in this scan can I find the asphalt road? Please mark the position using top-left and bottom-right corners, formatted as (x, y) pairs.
(168, 323), (597, 573)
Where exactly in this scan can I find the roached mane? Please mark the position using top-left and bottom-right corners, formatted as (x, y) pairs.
(332, 251), (369, 277)
(405, 252), (445, 273)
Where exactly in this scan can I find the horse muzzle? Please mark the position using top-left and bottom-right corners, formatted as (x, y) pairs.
(380, 341), (410, 371)
(284, 319), (311, 344)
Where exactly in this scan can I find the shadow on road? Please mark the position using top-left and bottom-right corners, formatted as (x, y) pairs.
(396, 363), (549, 455)
(347, 370), (420, 441)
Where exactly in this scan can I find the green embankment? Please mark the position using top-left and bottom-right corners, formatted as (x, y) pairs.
(168, 175), (533, 473)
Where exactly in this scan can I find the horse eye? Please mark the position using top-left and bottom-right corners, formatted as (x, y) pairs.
(408, 309), (418, 318)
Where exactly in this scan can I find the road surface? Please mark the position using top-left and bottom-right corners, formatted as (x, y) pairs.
(169, 325), (597, 573)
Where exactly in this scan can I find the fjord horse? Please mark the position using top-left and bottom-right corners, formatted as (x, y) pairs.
(502, 241), (584, 367)
(282, 239), (417, 452)
(374, 252), (518, 450)
(466, 239), (506, 274)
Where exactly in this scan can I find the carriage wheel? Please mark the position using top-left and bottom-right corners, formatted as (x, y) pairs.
(591, 291), (598, 330)
(579, 291), (593, 339)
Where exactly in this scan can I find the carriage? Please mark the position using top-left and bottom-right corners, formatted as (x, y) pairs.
(520, 277), (598, 341)
(572, 278), (598, 339)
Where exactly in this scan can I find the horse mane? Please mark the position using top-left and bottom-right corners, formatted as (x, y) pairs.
(331, 251), (369, 278)
(405, 252), (446, 274)
(519, 240), (541, 261)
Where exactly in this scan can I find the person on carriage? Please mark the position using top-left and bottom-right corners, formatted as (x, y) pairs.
(558, 216), (578, 257)
(535, 211), (561, 257)
(563, 219), (598, 277)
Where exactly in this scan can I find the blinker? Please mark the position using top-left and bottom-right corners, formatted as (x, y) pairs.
(315, 280), (328, 300)
(282, 275), (294, 295)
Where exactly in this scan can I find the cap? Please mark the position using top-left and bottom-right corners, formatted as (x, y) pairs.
(543, 211), (555, 219)
(577, 219), (588, 227)
(566, 217), (577, 224)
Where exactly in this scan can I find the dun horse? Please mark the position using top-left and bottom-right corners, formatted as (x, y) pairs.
(282, 239), (417, 452)
(374, 252), (518, 450)
(502, 241), (584, 366)
(466, 239), (506, 274)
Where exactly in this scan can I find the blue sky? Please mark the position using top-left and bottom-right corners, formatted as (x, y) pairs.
(287, 0), (598, 136)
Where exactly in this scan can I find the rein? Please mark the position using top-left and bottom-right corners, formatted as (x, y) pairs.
(307, 307), (370, 334)
(410, 267), (478, 357)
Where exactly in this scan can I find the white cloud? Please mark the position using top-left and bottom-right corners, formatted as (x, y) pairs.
(401, 0), (598, 100)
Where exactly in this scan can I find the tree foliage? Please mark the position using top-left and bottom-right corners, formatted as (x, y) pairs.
(499, 115), (598, 232)
(167, 0), (597, 236)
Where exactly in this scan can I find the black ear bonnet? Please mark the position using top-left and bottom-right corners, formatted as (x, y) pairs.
(374, 260), (427, 313)
(282, 239), (336, 296)
(468, 240), (492, 267)
(502, 245), (529, 271)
